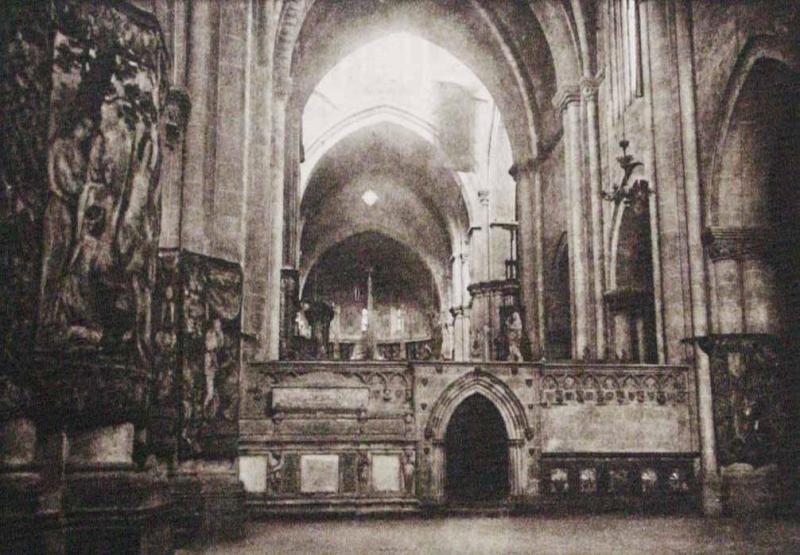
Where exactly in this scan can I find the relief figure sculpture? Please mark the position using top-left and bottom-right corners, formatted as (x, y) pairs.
(37, 114), (94, 344)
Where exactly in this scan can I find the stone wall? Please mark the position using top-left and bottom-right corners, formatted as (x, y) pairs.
(239, 360), (698, 514)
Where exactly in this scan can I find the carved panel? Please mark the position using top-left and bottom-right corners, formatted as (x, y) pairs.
(300, 454), (339, 493)
(372, 454), (401, 492)
(36, 1), (168, 373)
(150, 250), (180, 455)
(272, 386), (369, 413)
(177, 252), (242, 460)
(696, 335), (788, 468)
(244, 362), (413, 440)
(340, 452), (357, 494)
(541, 456), (696, 507)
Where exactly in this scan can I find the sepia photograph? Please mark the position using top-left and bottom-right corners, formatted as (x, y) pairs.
(0, 0), (798, 553)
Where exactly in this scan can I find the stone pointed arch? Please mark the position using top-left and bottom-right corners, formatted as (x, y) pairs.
(425, 368), (532, 442)
(708, 35), (800, 225)
(423, 368), (532, 501)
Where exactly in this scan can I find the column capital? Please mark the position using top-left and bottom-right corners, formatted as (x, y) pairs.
(274, 76), (292, 101)
(508, 159), (537, 182)
(553, 84), (581, 112)
(580, 77), (600, 101)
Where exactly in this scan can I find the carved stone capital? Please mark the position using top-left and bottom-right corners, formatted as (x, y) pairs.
(508, 158), (538, 182)
(580, 77), (600, 101)
(553, 85), (581, 112)
(702, 227), (780, 262)
(450, 305), (468, 318)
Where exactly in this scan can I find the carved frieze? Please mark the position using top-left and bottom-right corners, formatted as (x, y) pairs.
(539, 367), (689, 407)
(244, 362), (413, 439)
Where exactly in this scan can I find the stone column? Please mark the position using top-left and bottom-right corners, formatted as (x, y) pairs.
(701, 226), (790, 515)
(159, 88), (192, 249)
(582, 78), (608, 360)
(182, 0), (220, 253)
(279, 268), (299, 359)
(510, 159), (545, 359)
(478, 190), (492, 282)
(555, 86), (593, 359)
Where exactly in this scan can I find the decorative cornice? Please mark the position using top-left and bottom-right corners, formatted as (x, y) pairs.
(467, 279), (520, 297)
(702, 227), (782, 262)
(553, 84), (581, 112)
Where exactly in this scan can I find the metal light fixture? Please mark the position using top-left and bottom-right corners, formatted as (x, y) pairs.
(602, 140), (653, 210)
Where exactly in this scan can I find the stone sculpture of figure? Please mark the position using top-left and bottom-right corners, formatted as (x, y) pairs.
(56, 129), (114, 346)
(308, 301), (334, 358)
(506, 310), (524, 362)
(440, 311), (454, 360)
(402, 450), (415, 495)
(295, 301), (312, 340)
(38, 114), (94, 343)
(203, 318), (224, 415)
(361, 307), (369, 333)
(266, 451), (284, 495)
(357, 452), (370, 493)
(471, 326), (484, 361)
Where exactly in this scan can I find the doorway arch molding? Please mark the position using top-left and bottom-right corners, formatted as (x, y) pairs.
(424, 368), (532, 500)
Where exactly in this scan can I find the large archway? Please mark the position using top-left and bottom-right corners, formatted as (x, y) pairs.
(445, 393), (510, 503)
(706, 43), (800, 505)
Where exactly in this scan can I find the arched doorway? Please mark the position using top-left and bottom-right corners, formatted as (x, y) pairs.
(445, 394), (509, 503)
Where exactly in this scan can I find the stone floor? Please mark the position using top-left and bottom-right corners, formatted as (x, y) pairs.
(181, 515), (800, 554)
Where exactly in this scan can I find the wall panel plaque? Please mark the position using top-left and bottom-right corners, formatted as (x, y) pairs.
(300, 454), (339, 493)
(372, 454), (401, 492)
(273, 387), (369, 412)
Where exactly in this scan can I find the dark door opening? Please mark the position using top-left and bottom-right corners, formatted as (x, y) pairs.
(445, 394), (509, 503)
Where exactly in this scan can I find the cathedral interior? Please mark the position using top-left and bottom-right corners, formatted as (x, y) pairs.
(0, 0), (799, 553)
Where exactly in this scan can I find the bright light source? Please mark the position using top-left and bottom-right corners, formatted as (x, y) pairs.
(362, 190), (379, 206)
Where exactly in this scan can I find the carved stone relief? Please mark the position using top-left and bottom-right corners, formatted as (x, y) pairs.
(177, 252), (243, 460)
(36, 1), (168, 374)
(697, 335), (788, 468)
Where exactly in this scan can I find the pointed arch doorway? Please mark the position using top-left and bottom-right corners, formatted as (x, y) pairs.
(445, 394), (510, 503)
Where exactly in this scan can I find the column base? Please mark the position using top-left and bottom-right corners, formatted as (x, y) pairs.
(171, 462), (245, 546)
(721, 463), (783, 517)
(0, 418), (44, 554)
(62, 468), (172, 554)
(701, 470), (723, 517)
